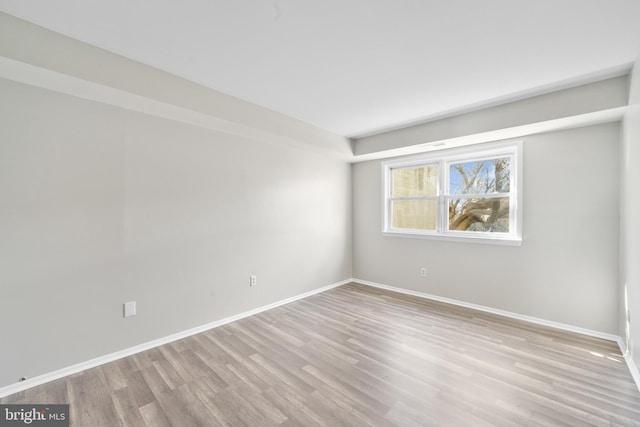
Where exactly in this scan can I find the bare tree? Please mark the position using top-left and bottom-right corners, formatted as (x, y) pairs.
(448, 159), (510, 232)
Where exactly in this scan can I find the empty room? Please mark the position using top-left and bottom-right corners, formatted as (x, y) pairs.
(2, 1), (640, 426)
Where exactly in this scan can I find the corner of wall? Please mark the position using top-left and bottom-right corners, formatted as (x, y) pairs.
(621, 53), (640, 382)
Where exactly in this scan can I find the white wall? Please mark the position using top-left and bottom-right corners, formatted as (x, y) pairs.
(0, 16), (352, 389)
(622, 57), (640, 369)
(353, 124), (620, 334)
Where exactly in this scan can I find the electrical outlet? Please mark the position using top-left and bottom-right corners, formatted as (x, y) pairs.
(420, 267), (427, 277)
(250, 275), (257, 286)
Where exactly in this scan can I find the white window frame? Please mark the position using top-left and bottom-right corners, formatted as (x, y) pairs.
(382, 140), (523, 246)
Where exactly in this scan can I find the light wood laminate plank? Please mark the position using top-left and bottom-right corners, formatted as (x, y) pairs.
(2, 283), (639, 426)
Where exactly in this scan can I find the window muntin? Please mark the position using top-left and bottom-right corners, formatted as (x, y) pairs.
(383, 142), (521, 244)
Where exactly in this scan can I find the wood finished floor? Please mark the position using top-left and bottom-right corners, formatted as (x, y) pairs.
(3, 283), (640, 426)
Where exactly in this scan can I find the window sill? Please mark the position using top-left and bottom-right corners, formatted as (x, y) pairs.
(382, 231), (522, 246)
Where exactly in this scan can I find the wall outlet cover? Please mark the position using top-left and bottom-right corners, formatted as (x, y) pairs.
(124, 301), (136, 318)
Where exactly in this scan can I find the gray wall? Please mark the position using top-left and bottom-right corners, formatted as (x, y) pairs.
(353, 124), (620, 334)
(622, 56), (640, 368)
(0, 17), (352, 388)
(0, 10), (635, 391)
(353, 75), (628, 156)
(0, 13), (351, 160)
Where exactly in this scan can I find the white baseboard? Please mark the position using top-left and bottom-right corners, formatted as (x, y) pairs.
(352, 278), (640, 392)
(0, 278), (351, 399)
(353, 278), (619, 341)
(5, 278), (639, 398)
(617, 338), (640, 393)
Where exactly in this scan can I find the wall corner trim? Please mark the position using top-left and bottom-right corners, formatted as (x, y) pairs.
(0, 278), (351, 399)
(618, 338), (640, 393)
(352, 278), (640, 392)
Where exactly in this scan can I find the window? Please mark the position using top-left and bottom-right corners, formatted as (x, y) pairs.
(383, 141), (522, 245)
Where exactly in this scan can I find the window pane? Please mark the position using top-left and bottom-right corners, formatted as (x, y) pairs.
(448, 197), (509, 232)
(449, 158), (510, 195)
(392, 199), (437, 230)
(392, 165), (438, 197)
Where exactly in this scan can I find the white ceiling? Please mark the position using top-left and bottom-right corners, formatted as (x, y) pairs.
(1, 1), (640, 137)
